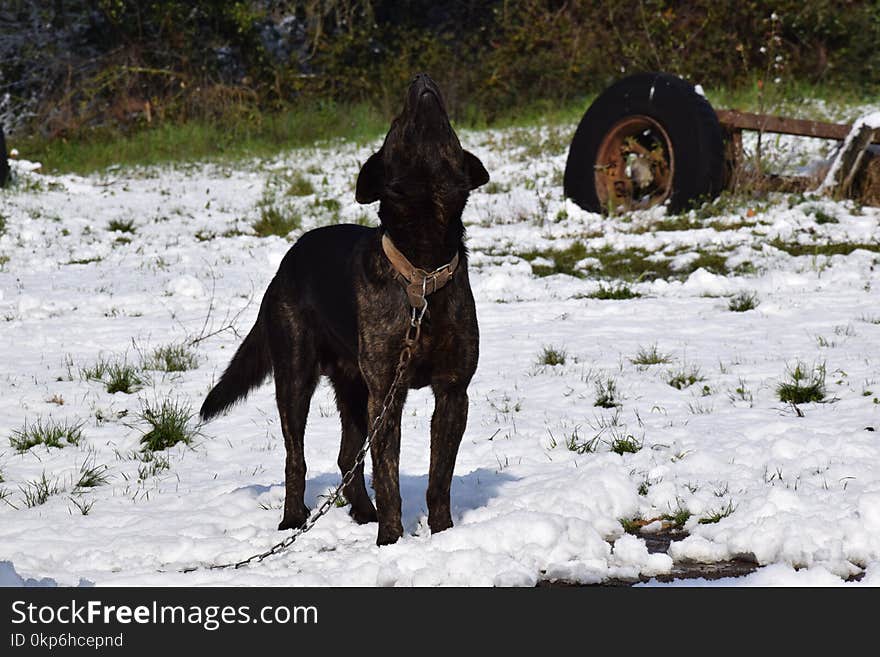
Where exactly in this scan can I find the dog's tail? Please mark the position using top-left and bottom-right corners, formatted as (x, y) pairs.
(200, 302), (273, 422)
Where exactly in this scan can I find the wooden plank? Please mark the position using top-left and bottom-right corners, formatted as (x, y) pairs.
(715, 109), (880, 144)
(721, 129), (743, 188)
(823, 125), (880, 199)
(0, 126), (9, 188)
(856, 151), (880, 205)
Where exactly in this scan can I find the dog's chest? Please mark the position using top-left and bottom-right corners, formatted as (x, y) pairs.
(356, 294), (478, 387)
(409, 318), (476, 386)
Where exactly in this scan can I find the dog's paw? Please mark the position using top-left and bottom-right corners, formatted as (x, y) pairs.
(376, 524), (404, 546)
(278, 505), (309, 531)
(428, 514), (453, 534)
(349, 504), (378, 525)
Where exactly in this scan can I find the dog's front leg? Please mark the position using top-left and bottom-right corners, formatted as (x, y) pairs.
(367, 384), (407, 545)
(427, 383), (468, 534)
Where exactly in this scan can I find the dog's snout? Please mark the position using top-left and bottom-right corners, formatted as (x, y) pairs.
(401, 72), (450, 138)
(411, 72), (437, 94)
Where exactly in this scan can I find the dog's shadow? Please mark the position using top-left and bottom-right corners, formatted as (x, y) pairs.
(296, 467), (516, 533)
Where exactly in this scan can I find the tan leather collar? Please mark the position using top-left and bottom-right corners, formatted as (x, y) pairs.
(381, 233), (460, 309)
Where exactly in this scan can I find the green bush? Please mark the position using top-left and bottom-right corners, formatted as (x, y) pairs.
(8, 0), (879, 145)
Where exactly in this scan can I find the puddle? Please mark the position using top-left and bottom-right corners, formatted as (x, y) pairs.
(539, 527), (759, 586)
(538, 527), (866, 586)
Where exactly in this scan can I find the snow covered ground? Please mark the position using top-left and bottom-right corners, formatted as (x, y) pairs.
(1, 112), (879, 587)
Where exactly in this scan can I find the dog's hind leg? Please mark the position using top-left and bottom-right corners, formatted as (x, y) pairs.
(330, 373), (377, 524)
(267, 304), (319, 531)
(427, 383), (468, 534)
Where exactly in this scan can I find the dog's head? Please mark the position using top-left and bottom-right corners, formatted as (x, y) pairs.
(355, 73), (489, 225)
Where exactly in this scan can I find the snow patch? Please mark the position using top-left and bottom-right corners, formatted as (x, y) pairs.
(164, 275), (205, 298)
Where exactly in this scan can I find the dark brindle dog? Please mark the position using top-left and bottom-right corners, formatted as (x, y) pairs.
(200, 73), (488, 546)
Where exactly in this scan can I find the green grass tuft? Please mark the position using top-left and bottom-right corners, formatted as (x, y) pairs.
(538, 346), (567, 366)
(630, 344), (673, 367)
(252, 206), (301, 238)
(10, 418), (83, 453)
(286, 173), (315, 196)
(107, 218), (136, 233)
(777, 361), (826, 405)
(136, 450), (171, 481)
(609, 433), (643, 455)
(698, 501), (737, 525)
(68, 496), (95, 515)
(105, 363), (146, 394)
(662, 507), (692, 528)
(620, 518), (642, 534)
(728, 291), (760, 312)
(586, 284), (641, 300)
(729, 378), (754, 406)
(80, 358), (110, 382)
(19, 472), (62, 508)
(82, 356), (146, 394)
(807, 207), (839, 225)
(74, 461), (111, 489)
(144, 343), (198, 372)
(66, 255), (103, 265)
(139, 397), (198, 452)
(0, 487), (15, 509)
(313, 197), (342, 215)
(667, 365), (706, 390)
(594, 377), (621, 408)
(563, 426), (600, 454)
(83, 358), (145, 394)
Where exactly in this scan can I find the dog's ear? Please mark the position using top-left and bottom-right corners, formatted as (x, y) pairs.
(356, 150), (384, 204)
(464, 150), (489, 190)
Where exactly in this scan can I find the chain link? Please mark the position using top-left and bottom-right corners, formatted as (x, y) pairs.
(173, 306), (425, 575)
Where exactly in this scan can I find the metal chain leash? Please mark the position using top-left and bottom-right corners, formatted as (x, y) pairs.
(174, 298), (428, 575)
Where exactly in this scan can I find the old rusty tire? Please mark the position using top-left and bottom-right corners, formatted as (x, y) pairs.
(564, 72), (724, 214)
(594, 115), (674, 212)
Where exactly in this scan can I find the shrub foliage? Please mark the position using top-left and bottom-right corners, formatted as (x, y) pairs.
(3, 1), (879, 138)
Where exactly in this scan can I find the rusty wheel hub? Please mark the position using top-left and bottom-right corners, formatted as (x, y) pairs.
(594, 115), (674, 213)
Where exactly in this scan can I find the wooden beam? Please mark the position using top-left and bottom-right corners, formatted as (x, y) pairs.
(715, 110), (880, 144)
(0, 126), (9, 188)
